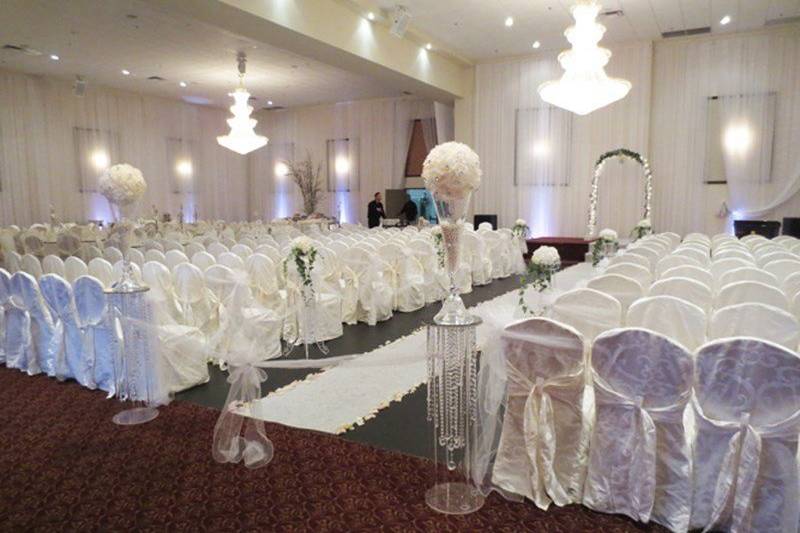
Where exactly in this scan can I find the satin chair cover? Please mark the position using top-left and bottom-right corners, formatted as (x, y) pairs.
(659, 265), (713, 289)
(88, 258), (114, 289)
(126, 247), (145, 268)
(64, 256), (88, 283)
(74, 276), (116, 394)
(42, 255), (66, 277)
(583, 328), (693, 532)
(191, 251), (216, 272)
(39, 274), (90, 385)
(626, 247), (659, 272)
(21, 254), (43, 279)
(611, 253), (651, 271)
(184, 242), (205, 259)
(0, 268), (10, 363)
(710, 258), (753, 286)
(626, 295), (707, 351)
(649, 277), (713, 314)
(586, 274), (644, 315)
(605, 263), (653, 288)
(218, 252), (245, 272)
(690, 338), (800, 533)
(482, 231), (513, 279)
(103, 246), (124, 264)
(719, 266), (780, 290)
(709, 302), (800, 350)
(284, 253), (344, 342)
(144, 249), (167, 265)
(4, 250), (22, 273)
(380, 242), (426, 312)
(173, 263), (216, 333)
(763, 259), (800, 285)
(230, 243), (253, 259)
(406, 238), (446, 303)
(491, 318), (589, 510)
(11, 271), (58, 376)
(3, 269), (35, 372)
(207, 242), (229, 258)
(550, 288), (621, 342)
(716, 280), (790, 311)
(757, 251), (798, 268)
(165, 249), (190, 271)
(56, 233), (81, 258)
(713, 248), (756, 263)
(341, 248), (394, 326)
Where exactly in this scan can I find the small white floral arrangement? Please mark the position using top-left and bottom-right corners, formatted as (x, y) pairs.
(283, 236), (318, 301)
(592, 228), (618, 266)
(519, 246), (561, 316)
(512, 218), (530, 239)
(98, 163), (147, 206)
(422, 142), (482, 200)
(430, 226), (445, 268)
(631, 218), (652, 240)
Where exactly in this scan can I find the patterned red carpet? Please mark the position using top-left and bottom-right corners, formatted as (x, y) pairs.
(0, 368), (662, 532)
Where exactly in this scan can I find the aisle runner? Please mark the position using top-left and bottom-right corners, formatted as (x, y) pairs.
(247, 263), (595, 434)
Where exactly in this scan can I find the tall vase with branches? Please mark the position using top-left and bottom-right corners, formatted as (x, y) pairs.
(285, 152), (326, 216)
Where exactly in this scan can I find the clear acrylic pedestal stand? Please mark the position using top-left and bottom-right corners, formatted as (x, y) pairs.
(282, 287), (329, 359)
(107, 286), (159, 425)
(425, 318), (485, 514)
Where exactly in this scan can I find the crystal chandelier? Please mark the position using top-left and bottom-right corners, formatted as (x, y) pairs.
(217, 52), (268, 155)
(538, 0), (631, 115)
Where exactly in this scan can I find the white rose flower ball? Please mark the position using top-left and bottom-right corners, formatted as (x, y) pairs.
(637, 218), (652, 228)
(422, 142), (482, 199)
(599, 228), (618, 242)
(515, 218), (527, 227)
(532, 245), (560, 267)
(291, 236), (315, 255)
(430, 226), (443, 236)
(98, 163), (147, 206)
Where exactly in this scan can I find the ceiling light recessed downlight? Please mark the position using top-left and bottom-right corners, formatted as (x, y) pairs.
(49, 54), (60, 61)
(267, 100), (273, 106)
(505, 16), (514, 27)
(121, 69), (131, 76)
(367, 11), (375, 21)
(720, 15), (731, 25)
(425, 43), (432, 50)
(532, 41), (541, 49)
(179, 81), (187, 88)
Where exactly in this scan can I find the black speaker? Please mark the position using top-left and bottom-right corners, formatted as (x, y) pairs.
(733, 220), (781, 239)
(783, 217), (800, 238)
(474, 214), (498, 230)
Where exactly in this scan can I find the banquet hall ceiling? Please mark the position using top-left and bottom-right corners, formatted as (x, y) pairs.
(0, 0), (404, 109)
(370, 0), (800, 60)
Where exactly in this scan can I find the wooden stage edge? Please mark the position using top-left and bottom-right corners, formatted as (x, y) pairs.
(526, 236), (597, 267)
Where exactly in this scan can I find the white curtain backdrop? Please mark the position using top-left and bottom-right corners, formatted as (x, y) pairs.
(434, 101), (455, 144)
(651, 26), (800, 234)
(0, 68), (248, 226)
(473, 41), (653, 235)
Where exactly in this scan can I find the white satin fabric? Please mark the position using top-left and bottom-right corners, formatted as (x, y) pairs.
(73, 275), (116, 394)
(491, 318), (590, 510)
(39, 274), (90, 386)
(551, 288), (622, 344)
(626, 295), (708, 351)
(690, 338), (800, 533)
(583, 328), (694, 533)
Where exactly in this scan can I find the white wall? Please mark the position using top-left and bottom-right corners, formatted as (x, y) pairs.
(468, 25), (800, 236)
(0, 68), (249, 226)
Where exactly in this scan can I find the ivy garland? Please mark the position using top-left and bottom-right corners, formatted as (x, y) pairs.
(591, 240), (605, 267)
(586, 148), (653, 238)
(283, 246), (318, 303)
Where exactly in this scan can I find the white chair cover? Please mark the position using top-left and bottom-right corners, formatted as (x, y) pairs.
(659, 265), (713, 289)
(207, 242), (229, 258)
(655, 254), (704, 277)
(218, 252), (245, 272)
(88, 257), (114, 288)
(718, 266), (779, 290)
(173, 263), (216, 332)
(191, 251), (216, 272)
(11, 271), (57, 376)
(491, 318), (588, 510)
(711, 258), (754, 285)
(341, 248), (394, 325)
(184, 242), (205, 258)
(649, 277), (713, 314)
(231, 243), (253, 259)
(39, 274), (89, 386)
(709, 302), (800, 351)
(586, 274), (644, 315)
(165, 249), (190, 271)
(690, 338), (800, 532)
(74, 276), (116, 394)
(42, 255), (66, 277)
(144, 249), (167, 265)
(0, 268), (10, 363)
(463, 231), (493, 286)
(757, 251), (798, 268)
(64, 256), (88, 283)
(380, 242), (425, 312)
(716, 280), (790, 311)
(21, 254), (43, 279)
(763, 259), (800, 285)
(605, 263), (652, 288)
(610, 253), (650, 271)
(103, 246), (123, 264)
(583, 328), (693, 532)
(550, 288), (621, 343)
(626, 295), (707, 351)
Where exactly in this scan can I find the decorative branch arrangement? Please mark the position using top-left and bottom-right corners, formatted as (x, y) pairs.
(284, 152), (326, 215)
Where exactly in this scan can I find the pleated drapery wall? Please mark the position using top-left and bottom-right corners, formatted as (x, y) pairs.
(473, 25), (800, 236)
(0, 69), (248, 226)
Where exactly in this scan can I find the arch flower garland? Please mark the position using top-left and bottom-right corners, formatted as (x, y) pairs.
(586, 148), (653, 238)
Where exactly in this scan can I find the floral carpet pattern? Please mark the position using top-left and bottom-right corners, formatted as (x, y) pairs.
(0, 368), (662, 532)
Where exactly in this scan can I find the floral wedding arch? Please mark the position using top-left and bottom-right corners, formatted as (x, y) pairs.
(586, 148), (653, 238)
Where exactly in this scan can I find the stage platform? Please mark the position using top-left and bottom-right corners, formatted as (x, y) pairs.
(526, 236), (596, 266)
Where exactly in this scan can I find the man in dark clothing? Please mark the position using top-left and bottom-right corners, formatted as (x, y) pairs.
(398, 194), (418, 225)
(367, 192), (386, 228)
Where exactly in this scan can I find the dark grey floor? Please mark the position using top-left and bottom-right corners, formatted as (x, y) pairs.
(175, 276), (520, 458)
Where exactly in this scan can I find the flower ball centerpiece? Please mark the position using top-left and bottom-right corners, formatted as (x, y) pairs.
(422, 142), (482, 325)
(99, 163), (147, 291)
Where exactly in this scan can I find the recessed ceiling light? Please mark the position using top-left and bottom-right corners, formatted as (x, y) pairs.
(179, 81), (187, 88)
(720, 15), (731, 25)
(267, 100), (273, 106)
(505, 16), (514, 27)
(532, 41), (541, 49)
(121, 69), (130, 75)
(49, 54), (60, 61)
(425, 43), (432, 50)
(367, 11), (375, 21)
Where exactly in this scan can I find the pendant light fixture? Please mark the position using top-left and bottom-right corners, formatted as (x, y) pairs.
(217, 52), (268, 155)
(538, 0), (631, 115)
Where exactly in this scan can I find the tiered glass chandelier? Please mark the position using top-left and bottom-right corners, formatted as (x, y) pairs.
(538, 0), (631, 115)
(217, 52), (268, 155)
